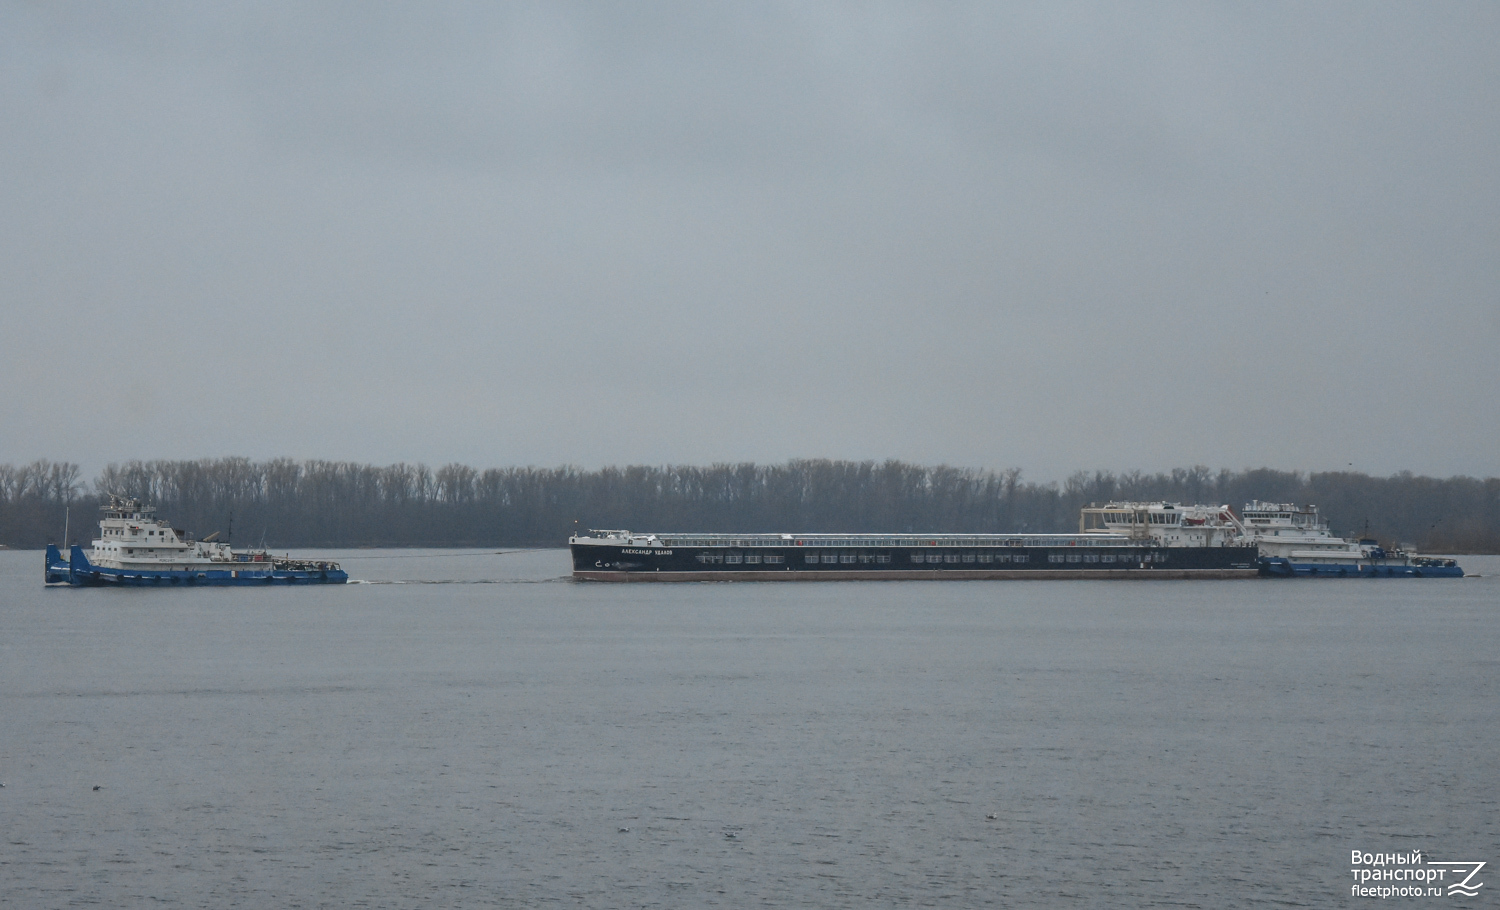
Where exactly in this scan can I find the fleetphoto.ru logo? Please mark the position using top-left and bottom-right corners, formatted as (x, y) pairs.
(1350, 851), (1485, 898)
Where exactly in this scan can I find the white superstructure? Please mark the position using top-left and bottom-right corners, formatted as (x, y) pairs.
(1082, 500), (1382, 558)
(89, 495), (267, 572)
(1078, 498), (1465, 576)
(1079, 501), (1245, 547)
(1234, 501), (1376, 563)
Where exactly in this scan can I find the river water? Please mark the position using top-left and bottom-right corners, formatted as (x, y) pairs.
(2, 549), (1496, 907)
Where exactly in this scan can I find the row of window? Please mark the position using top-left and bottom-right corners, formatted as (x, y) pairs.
(1100, 514), (1178, 525)
(1047, 552), (1163, 563)
(695, 553), (787, 564)
(803, 553), (895, 564)
(690, 550), (1164, 566)
(909, 552), (1033, 564)
(803, 551), (1166, 565)
(103, 528), (174, 539)
(661, 537), (1131, 548)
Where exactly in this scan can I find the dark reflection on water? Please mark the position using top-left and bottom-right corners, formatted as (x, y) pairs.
(2, 550), (1496, 907)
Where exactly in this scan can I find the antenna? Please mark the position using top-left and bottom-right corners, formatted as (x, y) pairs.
(227, 511), (233, 546)
(63, 506), (69, 547)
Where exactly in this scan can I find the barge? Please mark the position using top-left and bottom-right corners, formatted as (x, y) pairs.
(570, 511), (1260, 582)
(570, 499), (1464, 581)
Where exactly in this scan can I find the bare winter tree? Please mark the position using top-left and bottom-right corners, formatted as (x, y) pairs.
(1, 459), (1496, 551)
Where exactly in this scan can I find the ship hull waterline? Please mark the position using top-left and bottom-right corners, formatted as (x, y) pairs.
(1259, 557), (1464, 578)
(576, 568), (1260, 582)
(46, 545), (349, 587)
(571, 543), (1260, 582)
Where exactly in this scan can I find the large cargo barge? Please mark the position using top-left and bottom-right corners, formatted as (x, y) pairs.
(570, 498), (1465, 581)
(570, 514), (1260, 582)
(45, 496), (347, 586)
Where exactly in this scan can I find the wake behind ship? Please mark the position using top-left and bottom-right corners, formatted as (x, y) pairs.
(45, 496), (347, 586)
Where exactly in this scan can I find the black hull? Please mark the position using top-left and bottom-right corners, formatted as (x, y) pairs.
(571, 543), (1259, 581)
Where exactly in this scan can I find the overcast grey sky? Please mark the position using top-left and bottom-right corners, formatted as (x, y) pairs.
(3, 2), (1497, 481)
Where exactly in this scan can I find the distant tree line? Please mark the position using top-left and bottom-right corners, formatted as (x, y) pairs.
(2, 457), (1497, 552)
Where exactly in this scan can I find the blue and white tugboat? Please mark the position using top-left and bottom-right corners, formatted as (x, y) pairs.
(1235, 501), (1463, 578)
(44, 496), (348, 586)
(1083, 500), (1463, 577)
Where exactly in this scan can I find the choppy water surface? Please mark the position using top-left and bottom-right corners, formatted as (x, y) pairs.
(2, 549), (1496, 907)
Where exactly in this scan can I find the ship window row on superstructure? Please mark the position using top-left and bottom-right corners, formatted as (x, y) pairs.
(1101, 513), (1178, 525)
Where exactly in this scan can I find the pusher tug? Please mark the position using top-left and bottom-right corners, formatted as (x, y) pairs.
(45, 495), (347, 586)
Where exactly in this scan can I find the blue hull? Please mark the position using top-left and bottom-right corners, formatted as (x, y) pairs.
(45, 545), (348, 587)
(1259, 557), (1464, 578)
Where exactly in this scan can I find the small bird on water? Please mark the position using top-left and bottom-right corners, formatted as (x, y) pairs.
(92, 785), (101, 791)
